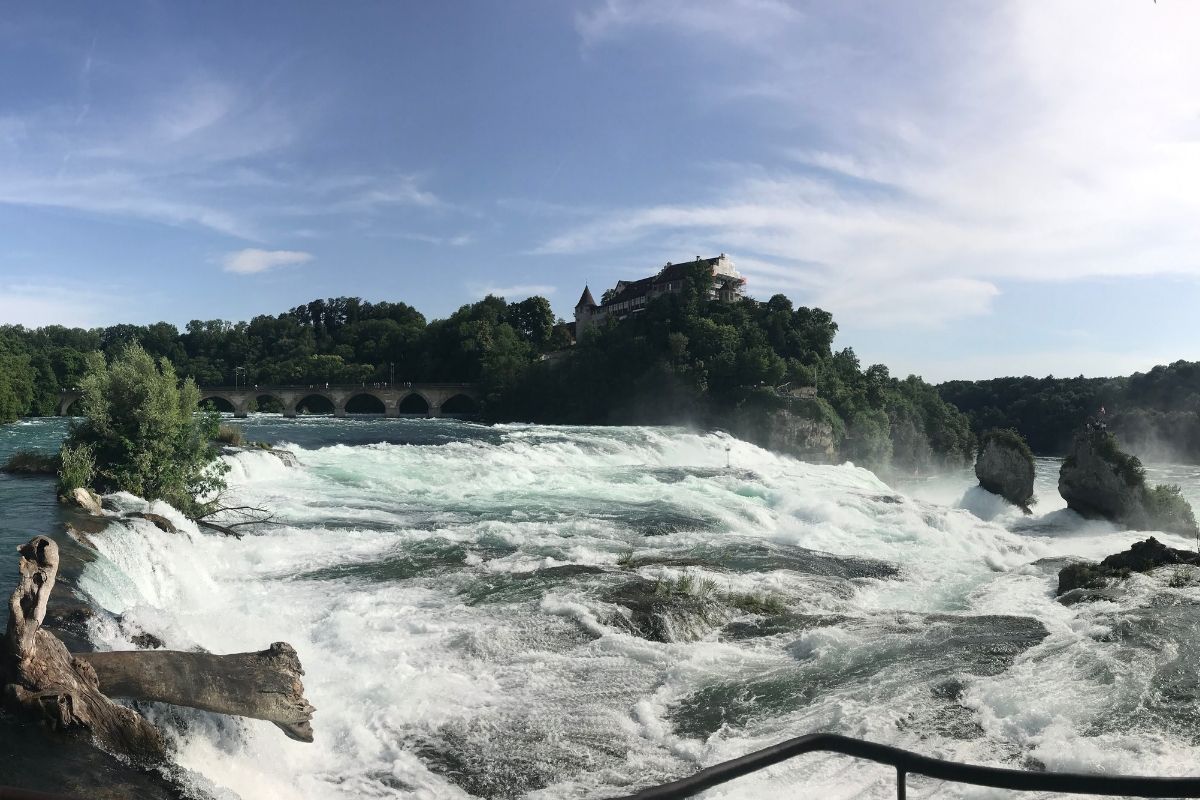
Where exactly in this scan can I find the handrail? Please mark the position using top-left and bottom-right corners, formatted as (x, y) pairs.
(614, 733), (1200, 799)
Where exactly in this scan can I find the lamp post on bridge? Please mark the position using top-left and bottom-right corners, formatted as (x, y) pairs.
(390, 362), (394, 387)
(234, 366), (246, 390)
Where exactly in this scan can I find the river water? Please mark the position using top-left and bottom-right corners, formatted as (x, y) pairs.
(3, 416), (1200, 799)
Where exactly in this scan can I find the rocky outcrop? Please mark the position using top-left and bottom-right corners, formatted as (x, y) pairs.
(730, 395), (838, 463)
(123, 512), (178, 534)
(1058, 430), (1198, 536)
(64, 487), (104, 516)
(974, 429), (1035, 512)
(1057, 537), (1200, 595)
(220, 445), (299, 467)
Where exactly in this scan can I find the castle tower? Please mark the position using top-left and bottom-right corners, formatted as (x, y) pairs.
(574, 285), (598, 338)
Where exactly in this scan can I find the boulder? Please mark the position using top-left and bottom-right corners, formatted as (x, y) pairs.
(1058, 429), (1198, 536)
(65, 487), (104, 516)
(1056, 537), (1200, 596)
(974, 429), (1035, 512)
(123, 512), (178, 534)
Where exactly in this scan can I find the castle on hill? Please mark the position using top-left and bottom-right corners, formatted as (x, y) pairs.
(573, 254), (745, 337)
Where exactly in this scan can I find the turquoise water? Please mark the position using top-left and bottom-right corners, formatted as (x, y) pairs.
(5, 416), (1200, 798)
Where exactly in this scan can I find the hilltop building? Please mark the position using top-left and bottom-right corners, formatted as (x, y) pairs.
(574, 254), (745, 337)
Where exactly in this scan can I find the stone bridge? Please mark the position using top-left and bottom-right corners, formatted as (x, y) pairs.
(58, 383), (481, 419)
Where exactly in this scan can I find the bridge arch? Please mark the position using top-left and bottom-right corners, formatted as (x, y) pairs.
(398, 392), (431, 415)
(295, 394), (336, 415)
(253, 394), (285, 414)
(345, 393), (386, 415)
(441, 393), (479, 416)
(200, 396), (236, 413)
(60, 397), (82, 416)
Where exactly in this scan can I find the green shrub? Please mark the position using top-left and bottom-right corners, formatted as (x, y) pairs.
(60, 343), (228, 516)
(979, 428), (1035, 464)
(57, 443), (95, 494)
(1144, 484), (1198, 535)
(2, 450), (60, 475)
(1092, 430), (1146, 486)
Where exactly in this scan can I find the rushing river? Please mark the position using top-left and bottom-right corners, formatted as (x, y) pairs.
(4, 417), (1200, 799)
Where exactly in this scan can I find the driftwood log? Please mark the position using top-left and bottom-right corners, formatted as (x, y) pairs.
(2, 536), (314, 760)
(77, 644), (314, 742)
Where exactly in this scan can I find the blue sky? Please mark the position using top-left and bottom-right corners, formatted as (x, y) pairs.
(2, 1), (1198, 381)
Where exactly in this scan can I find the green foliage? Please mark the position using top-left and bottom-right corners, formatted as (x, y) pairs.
(57, 443), (95, 494)
(0, 335), (34, 423)
(979, 428), (1035, 463)
(61, 343), (228, 515)
(0, 281), (972, 472)
(1092, 430), (1146, 486)
(2, 450), (60, 475)
(1144, 484), (1198, 535)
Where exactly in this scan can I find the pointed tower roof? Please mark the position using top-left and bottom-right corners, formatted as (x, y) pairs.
(576, 285), (597, 309)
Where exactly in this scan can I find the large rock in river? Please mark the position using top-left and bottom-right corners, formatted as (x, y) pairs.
(1057, 536), (1200, 595)
(1058, 429), (1198, 536)
(974, 429), (1035, 512)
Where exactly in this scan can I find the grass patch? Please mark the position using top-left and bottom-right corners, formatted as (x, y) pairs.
(2, 450), (60, 475)
(1169, 566), (1197, 588)
(652, 570), (789, 615)
(214, 424), (245, 446)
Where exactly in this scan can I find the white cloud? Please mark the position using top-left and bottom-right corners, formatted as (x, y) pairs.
(559, 1), (1200, 328)
(222, 248), (312, 275)
(468, 282), (556, 300)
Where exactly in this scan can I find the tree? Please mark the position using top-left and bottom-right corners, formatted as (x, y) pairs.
(0, 344), (33, 423)
(60, 343), (227, 515)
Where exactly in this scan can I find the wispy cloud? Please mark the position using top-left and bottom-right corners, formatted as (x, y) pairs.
(468, 282), (556, 300)
(223, 248), (312, 275)
(557, 1), (1200, 328)
(576, 0), (801, 50)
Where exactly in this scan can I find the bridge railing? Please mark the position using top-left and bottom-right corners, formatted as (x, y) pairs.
(615, 733), (1200, 800)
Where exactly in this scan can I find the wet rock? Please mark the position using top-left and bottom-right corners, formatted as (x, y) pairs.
(1057, 586), (1125, 606)
(720, 613), (850, 641)
(603, 576), (728, 643)
(1056, 537), (1200, 596)
(130, 632), (165, 650)
(728, 392), (838, 463)
(1058, 429), (1198, 535)
(974, 429), (1035, 513)
(64, 487), (104, 515)
(264, 448), (299, 467)
(123, 512), (178, 534)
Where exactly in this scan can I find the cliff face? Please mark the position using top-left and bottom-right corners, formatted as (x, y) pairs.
(974, 432), (1035, 512)
(1058, 430), (1198, 536)
(731, 406), (837, 463)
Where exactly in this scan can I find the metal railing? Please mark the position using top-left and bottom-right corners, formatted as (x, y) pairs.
(615, 733), (1200, 799)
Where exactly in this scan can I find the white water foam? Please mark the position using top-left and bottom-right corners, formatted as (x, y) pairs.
(73, 424), (1200, 798)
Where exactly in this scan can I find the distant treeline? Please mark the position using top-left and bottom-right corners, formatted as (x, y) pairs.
(0, 261), (975, 472)
(938, 361), (1200, 461)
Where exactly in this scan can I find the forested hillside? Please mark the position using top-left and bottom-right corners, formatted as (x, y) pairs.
(939, 361), (1200, 461)
(0, 261), (974, 472)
